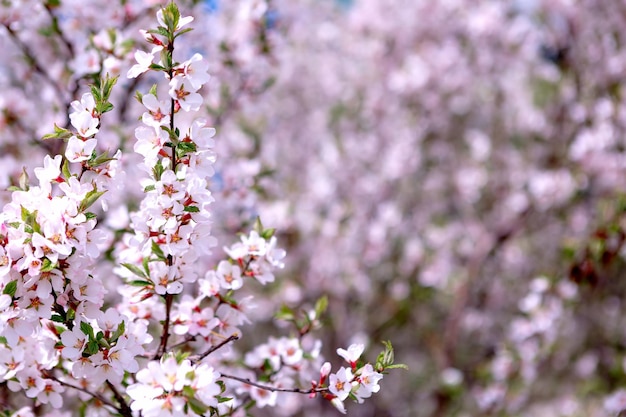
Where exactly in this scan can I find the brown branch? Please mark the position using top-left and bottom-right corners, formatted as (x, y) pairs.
(154, 292), (174, 359)
(189, 333), (240, 363)
(2, 23), (67, 105)
(106, 380), (133, 417)
(43, 372), (118, 411)
(220, 373), (328, 394)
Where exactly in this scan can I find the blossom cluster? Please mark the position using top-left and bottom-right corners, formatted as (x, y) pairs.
(0, 74), (135, 408)
(0, 4), (399, 417)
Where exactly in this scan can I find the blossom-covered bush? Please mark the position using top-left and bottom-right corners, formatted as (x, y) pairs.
(0, 2), (403, 417)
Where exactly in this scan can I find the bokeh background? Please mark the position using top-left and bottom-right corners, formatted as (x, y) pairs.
(2, 0), (626, 416)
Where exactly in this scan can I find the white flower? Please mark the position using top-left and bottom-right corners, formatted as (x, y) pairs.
(127, 46), (162, 79)
(65, 136), (97, 163)
(337, 343), (364, 365)
(141, 94), (170, 128)
(181, 53), (210, 90)
(329, 366), (353, 401)
(216, 260), (243, 290)
(169, 75), (203, 112)
(60, 328), (86, 361)
(355, 364), (383, 402)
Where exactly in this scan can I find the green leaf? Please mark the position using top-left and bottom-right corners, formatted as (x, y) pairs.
(314, 295), (328, 318)
(3, 281), (17, 297)
(40, 257), (57, 272)
(84, 212), (97, 221)
(385, 364), (409, 370)
(183, 205), (199, 213)
(62, 158), (72, 180)
(274, 304), (295, 321)
(21, 206), (41, 234)
(174, 27), (194, 39)
(187, 397), (208, 415)
(42, 123), (72, 141)
(144, 184), (156, 192)
(51, 314), (64, 323)
(110, 320), (125, 342)
(79, 187), (107, 212)
(128, 279), (153, 287)
(142, 256), (150, 277)
(176, 141), (197, 158)
(151, 240), (165, 260)
(260, 228), (275, 240)
(80, 321), (95, 339)
(85, 340), (99, 356)
(217, 396), (233, 403)
(122, 263), (148, 279)
(88, 151), (118, 168)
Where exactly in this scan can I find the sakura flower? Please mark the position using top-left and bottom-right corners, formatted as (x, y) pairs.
(65, 136), (97, 163)
(186, 119), (216, 149)
(33, 155), (62, 189)
(134, 126), (168, 165)
(70, 92), (96, 116)
(181, 53), (210, 90)
(60, 327), (87, 361)
(168, 75), (203, 112)
(70, 110), (100, 138)
(329, 366), (354, 401)
(36, 380), (64, 408)
(216, 260), (243, 290)
(354, 364), (383, 402)
(330, 397), (347, 414)
(127, 46), (163, 79)
(337, 343), (364, 367)
(141, 94), (170, 128)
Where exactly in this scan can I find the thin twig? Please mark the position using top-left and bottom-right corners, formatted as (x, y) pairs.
(2, 23), (67, 104)
(220, 373), (328, 394)
(189, 333), (240, 363)
(44, 372), (118, 411)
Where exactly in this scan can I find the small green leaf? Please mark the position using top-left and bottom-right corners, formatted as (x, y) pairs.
(176, 141), (197, 158)
(142, 257), (150, 277)
(80, 321), (95, 339)
(79, 187), (107, 212)
(42, 124), (72, 141)
(110, 320), (125, 342)
(51, 314), (64, 323)
(62, 158), (72, 180)
(3, 281), (17, 297)
(260, 228), (275, 240)
(122, 263), (148, 279)
(187, 397), (208, 415)
(275, 304), (295, 321)
(85, 340), (99, 355)
(128, 279), (153, 287)
(151, 240), (165, 260)
(314, 295), (328, 318)
(40, 258), (57, 272)
(183, 205), (200, 213)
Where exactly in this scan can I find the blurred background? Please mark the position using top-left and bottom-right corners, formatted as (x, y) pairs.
(2, 0), (626, 416)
